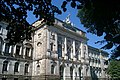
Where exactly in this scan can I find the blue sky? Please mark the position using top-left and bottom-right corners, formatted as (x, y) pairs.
(26, 0), (111, 53)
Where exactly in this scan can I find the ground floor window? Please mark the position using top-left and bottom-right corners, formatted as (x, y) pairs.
(60, 66), (64, 80)
(2, 78), (7, 80)
(14, 78), (18, 80)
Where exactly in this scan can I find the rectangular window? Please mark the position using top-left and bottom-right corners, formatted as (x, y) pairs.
(2, 78), (7, 80)
(16, 45), (21, 55)
(58, 44), (62, 58)
(5, 43), (10, 54)
(24, 64), (29, 74)
(25, 48), (30, 57)
(50, 43), (53, 51)
(2, 61), (8, 72)
(14, 78), (18, 80)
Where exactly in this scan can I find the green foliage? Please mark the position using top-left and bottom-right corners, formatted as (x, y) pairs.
(0, 0), (61, 44)
(77, 0), (120, 58)
(107, 60), (120, 79)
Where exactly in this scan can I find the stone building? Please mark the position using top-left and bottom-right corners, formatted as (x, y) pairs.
(0, 16), (109, 80)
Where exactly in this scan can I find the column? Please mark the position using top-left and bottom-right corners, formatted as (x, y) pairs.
(19, 47), (22, 55)
(13, 45), (16, 56)
(73, 40), (75, 60)
(54, 33), (57, 52)
(23, 47), (26, 58)
(0, 59), (3, 74)
(9, 61), (15, 74)
(62, 37), (65, 58)
(29, 49), (31, 57)
(85, 45), (89, 59)
(64, 37), (67, 60)
(9, 46), (12, 53)
(47, 30), (50, 51)
(100, 52), (105, 79)
(80, 43), (84, 58)
(2, 43), (5, 54)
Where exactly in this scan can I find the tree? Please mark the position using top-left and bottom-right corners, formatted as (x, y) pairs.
(76, 0), (120, 58)
(0, 0), (62, 44)
(107, 59), (120, 79)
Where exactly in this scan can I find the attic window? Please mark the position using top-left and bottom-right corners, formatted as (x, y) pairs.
(38, 33), (41, 38)
(51, 33), (55, 40)
(37, 42), (42, 47)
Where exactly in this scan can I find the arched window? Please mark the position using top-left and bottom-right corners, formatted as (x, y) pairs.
(2, 61), (8, 72)
(14, 62), (19, 72)
(70, 66), (73, 80)
(24, 43), (33, 58)
(51, 65), (55, 74)
(59, 65), (64, 80)
(37, 64), (40, 74)
(24, 64), (29, 74)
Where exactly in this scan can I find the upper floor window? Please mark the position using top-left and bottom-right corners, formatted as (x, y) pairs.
(5, 43), (10, 54)
(2, 61), (8, 72)
(25, 47), (30, 57)
(51, 65), (55, 74)
(16, 45), (21, 55)
(58, 42), (62, 58)
(14, 62), (19, 72)
(51, 32), (55, 40)
(38, 33), (41, 38)
(24, 64), (29, 74)
(57, 36), (63, 58)
(50, 43), (53, 51)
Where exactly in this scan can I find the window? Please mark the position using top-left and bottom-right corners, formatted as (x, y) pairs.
(60, 66), (64, 80)
(5, 43), (10, 54)
(24, 64), (29, 74)
(51, 65), (55, 74)
(14, 62), (19, 72)
(14, 78), (18, 80)
(2, 61), (8, 72)
(70, 67), (73, 80)
(2, 78), (7, 80)
(79, 67), (81, 79)
(51, 33), (55, 40)
(37, 64), (40, 74)
(57, 36), (63, 58)
(67, 44), (71, 60)
(16, 45), (21, 55)
(25, 47), (30, 57)
(58, 43), (62, 58)
(38, 33), (41, 38)
(50, 43), (53, 51)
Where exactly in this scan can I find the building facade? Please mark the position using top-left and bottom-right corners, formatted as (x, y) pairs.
(0, 17), (109, 80)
